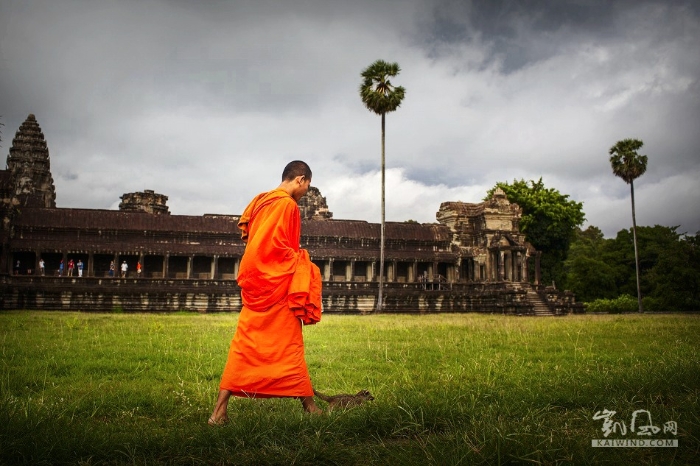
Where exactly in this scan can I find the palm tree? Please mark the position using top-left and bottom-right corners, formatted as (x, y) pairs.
(359, 60), (406, 312)
(609, 138), (648, 313)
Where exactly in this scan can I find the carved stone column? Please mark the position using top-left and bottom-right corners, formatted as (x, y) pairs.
(163, 254), (169, 279)
(498, 250), (505, 281)
(88, 252), (94, 278)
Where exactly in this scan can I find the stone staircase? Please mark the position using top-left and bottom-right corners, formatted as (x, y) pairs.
(526, 287), (554, 316)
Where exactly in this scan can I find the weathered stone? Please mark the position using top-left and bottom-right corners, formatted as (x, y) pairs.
(4, 114), (56, 209)
(298, 186), (332, 220)
(119, 190), (170, 215)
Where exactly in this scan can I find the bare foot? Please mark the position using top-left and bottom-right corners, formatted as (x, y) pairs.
(305, 405), (323, 415)
(300, 396), (323, 415)
(209, 389), (232, 426)
(208, 415), (229, 426)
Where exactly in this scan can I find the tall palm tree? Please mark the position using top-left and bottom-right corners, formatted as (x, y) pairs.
(609, 138), (648, 313)
(359, 60), (406, 312)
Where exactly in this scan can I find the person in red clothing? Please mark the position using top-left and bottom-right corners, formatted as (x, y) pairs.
(209, 161), (323, 425)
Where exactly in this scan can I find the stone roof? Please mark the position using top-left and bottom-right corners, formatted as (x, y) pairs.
(14, 208), (239, 233)
(303, 219), (451, 242)
(15, 207), (453, 242)
(12, 207), (456, 261)
(438, 201), (486, 217)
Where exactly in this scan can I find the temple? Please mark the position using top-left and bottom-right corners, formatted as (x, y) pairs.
(1, 114), (580, 314)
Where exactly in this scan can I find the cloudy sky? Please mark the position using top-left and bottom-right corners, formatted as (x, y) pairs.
(1, 0), (698, 238)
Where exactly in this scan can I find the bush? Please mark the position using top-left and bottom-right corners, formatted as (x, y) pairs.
(642, 296), (663, 312)
(585, 294), (638, 313)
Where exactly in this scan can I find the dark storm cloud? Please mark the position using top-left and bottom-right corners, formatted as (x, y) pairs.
(421, 0), (699, 72)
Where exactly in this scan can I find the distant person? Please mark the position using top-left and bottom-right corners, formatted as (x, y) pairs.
(59, 259), (64, 277)
(137, 261), (142, 277)
(77, 259), (84, 277)
(209, 160), (323, 425)
(14, 260), (20, 275)
(121, 261), (128, 278)
(109, 261), (115, 278)
(68, 259), (75, 277)
(39, 258), (45, 276)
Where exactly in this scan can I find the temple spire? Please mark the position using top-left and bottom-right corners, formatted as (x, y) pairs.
(6, 114), (56, 208)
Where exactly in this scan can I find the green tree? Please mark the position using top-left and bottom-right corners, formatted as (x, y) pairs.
(635, 226), (698, 310)
(359, 60), (406, 312)
(487, 178), (585, 287)
(565, 223), (699, 310)
(609, 138), (648, 312)
(564, 226), (617, 302)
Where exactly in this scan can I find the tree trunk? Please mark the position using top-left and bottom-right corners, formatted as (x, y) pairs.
(377, 113), (386, 312)
(630, 180), (643, 312)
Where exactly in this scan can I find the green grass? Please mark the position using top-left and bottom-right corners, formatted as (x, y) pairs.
(1, 311), (698, 465)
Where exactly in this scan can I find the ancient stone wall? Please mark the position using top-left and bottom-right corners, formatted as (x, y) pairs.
(1, 275), (564, 315)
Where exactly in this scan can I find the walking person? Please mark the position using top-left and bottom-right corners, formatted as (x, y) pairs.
(39, 258), (45, 276)
(209, 161), (323, 425)
(77, 259), (84, 277)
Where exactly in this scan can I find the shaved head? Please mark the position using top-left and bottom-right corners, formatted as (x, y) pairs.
(282, 160), (312, 182)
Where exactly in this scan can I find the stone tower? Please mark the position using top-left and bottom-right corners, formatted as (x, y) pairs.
(298, 186), (333, 220)
(5, 114), (57, 208)
(119, 190), (170, 214)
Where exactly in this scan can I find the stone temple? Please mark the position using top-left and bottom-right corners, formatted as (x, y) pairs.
(1, 114), (580, 314)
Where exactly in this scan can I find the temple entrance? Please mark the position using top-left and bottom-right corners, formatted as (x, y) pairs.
(353, 260), (371, 282)
(218, 257), (237, 280)
(332, 260), (347, 281)
(93, 254), (115, 277)
(393, 262), (407, 283)
(38, 252), (62, 276)
(436, 263), (449, 282)
(144, 255), (164, 278)
(117, 255), (140, 278)
(11, 251), (36, 275)
(168, 256), (188, 278)
(192, 255), (212, 279)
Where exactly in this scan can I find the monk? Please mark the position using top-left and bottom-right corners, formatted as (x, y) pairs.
(209, 160), (323, 425)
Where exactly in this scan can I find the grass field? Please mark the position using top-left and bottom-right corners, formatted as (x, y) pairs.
(1, 311), (698, 465)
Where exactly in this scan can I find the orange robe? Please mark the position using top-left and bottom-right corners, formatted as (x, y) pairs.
(219, 189), (322, 398)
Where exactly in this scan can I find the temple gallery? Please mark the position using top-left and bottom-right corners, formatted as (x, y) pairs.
(1, 114), (580, 314)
